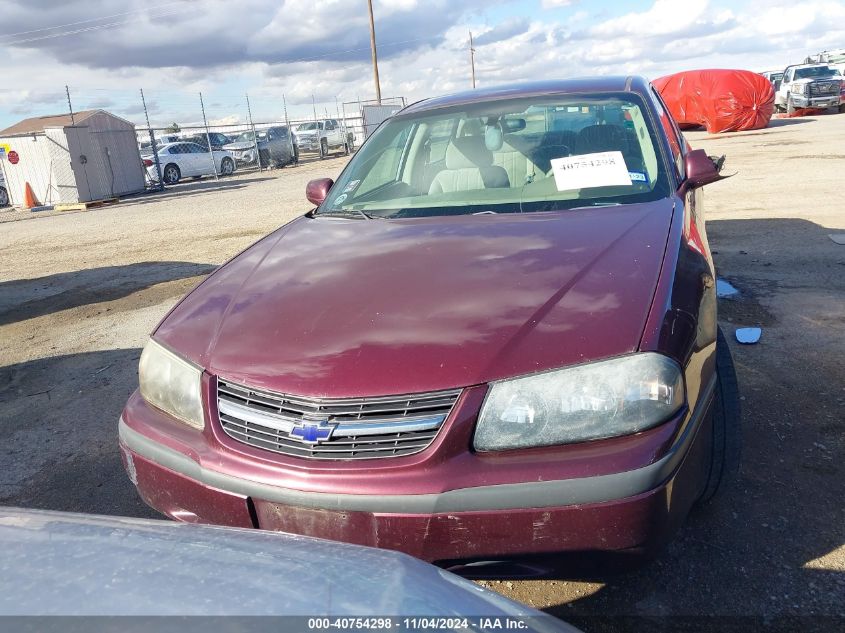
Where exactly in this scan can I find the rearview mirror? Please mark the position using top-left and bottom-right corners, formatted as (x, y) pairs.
(306, 178), (334, 206)
(684, 149), (723, 189)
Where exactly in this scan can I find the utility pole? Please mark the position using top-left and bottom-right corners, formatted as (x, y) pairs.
(469, 31), (477, 89)
(367, 0), (382, 103)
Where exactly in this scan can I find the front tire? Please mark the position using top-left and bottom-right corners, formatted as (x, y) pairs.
(0, 186), (8, 207)
(220, 157), (235, 176)
(697, 327), (742, 506)
(320, 138), (328, 159)
(786, 94), (796, 114)
(162, 163), (181, 185)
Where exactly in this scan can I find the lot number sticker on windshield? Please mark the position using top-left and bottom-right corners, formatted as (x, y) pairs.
(551, 151), (632, 191)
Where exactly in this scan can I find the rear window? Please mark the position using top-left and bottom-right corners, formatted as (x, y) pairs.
(321, 93), (670, 218)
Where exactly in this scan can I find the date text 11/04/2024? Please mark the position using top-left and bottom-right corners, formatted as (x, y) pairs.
(307, 618), (532, 630)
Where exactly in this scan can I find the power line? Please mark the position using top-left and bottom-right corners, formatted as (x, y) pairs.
(0, 5), (196, 46)
(0, 1), (195, 40)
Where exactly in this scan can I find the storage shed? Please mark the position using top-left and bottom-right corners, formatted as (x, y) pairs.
(0, 109), (145, 206)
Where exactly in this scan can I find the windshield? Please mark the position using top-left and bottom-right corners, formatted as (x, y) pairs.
(794, 66), (839, 79)
(320, 93), (670, 218)
(297, 123), (319, 131)
(232, 131), (267, 142)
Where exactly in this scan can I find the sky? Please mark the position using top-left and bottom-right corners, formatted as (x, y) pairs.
(1, 0), (844, 130)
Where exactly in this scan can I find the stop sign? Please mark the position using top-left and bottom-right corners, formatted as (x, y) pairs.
(8, 151), (19, 165)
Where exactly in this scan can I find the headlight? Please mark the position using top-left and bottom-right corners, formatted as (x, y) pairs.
(474, 353), (684, 451)
(799, 83), (809, 95)
(139, 339), (205, 429)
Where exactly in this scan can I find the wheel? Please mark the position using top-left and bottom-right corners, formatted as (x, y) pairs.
(839, 104), (845, 114)
(258, 149), (270, 168)
(220, 158), (235, 176)
(162, 163), (181, 185)
(320, 138), (328, 159)
(786, 94), (796, 115)
(0, 186), (8, 207)
(344, 142), (350, 155)
(697, 327), (742, 505)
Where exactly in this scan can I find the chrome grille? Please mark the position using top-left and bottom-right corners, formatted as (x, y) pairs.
(809, 81), (839, 96)
(216, 379), (461, 460)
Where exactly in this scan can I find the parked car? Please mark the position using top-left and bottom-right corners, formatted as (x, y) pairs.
(775, 64), (843, 113)
(295, 119), (349, 157)
(223, 126), (296, 168)
(759, 70), (784, 91)
(0, 171), (8, 207)
(138, 133), (180, 154)
(120, 77), (740, 567)
(142, 141), (235, 184)
(182, 132), (232, 151)
(0, 507), (579, 630)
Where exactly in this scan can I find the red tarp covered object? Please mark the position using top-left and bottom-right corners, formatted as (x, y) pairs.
(653, 69), (775, 133)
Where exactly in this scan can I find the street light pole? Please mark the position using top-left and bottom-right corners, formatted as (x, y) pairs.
(367, 0), (382, 104)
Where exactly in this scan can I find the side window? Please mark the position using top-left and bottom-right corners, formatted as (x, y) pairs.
(318, 122), (324, 130)
(356, 125), (413, 197)
(650, 87), (684, 180)
(267, 130), (276, 140)
(170, 144), (185, 154)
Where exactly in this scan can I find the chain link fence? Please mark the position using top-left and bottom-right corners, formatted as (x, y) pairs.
(52, 89), (407, 194)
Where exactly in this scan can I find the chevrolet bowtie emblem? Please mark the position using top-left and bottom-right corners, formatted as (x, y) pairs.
(289, 421), (335, 444)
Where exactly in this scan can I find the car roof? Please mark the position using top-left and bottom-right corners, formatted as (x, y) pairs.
(786, 63), (835, 69)
(401, 77), (648, 115)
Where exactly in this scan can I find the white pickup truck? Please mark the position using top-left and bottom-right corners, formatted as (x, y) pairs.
(294, 119), (350, 158)
(775, 64), (843, 113)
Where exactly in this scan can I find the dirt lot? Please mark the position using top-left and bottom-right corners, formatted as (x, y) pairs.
(1, 116), (843, 630)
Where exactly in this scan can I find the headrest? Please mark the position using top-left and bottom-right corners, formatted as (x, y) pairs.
(445, 136), (494, 169)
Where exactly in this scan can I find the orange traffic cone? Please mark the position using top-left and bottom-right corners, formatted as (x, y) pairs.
(23, 182), (39, 209)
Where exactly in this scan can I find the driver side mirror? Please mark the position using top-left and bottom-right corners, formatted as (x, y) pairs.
(306, 178), (334, 206)
(684, 149), (723, 189)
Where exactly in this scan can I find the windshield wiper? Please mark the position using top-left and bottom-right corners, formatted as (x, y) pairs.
(315, 210), (378, 220)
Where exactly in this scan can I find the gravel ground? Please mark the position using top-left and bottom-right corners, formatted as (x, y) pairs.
(1, 115), (843, 631)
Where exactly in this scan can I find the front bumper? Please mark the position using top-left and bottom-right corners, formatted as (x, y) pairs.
(119, 380), (713, 563)
(792, 95), (840, 108)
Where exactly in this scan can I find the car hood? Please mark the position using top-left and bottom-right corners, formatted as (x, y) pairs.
(296, 130), (318, 137)
(0, 508), (578, 626)
(156, 200), (676, 397)
(223, 142), (259, 151)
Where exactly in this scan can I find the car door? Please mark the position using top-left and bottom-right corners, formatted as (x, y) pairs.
(779, 68), (793, 102)
(166, 144), (190, 175)
(178, 143), (200, 176)
(266, 128), (281, 161)
(189, 142), (216, 175)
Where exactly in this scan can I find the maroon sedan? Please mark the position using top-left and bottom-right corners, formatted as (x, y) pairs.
(120, 77), (741, 565)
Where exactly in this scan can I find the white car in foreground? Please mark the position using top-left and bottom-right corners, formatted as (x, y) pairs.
(143, 141), (236, 185)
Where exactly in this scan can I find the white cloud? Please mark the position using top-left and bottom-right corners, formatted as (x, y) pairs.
(541, 0), (576, 7)
(2, 0), (845, 129)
